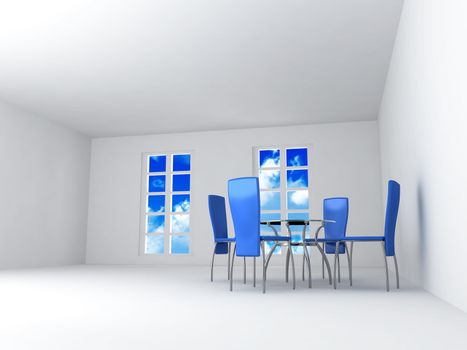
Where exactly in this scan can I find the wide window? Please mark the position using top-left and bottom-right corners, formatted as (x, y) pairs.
(141, 152), (191, 255)
(254, 146), (310, 254)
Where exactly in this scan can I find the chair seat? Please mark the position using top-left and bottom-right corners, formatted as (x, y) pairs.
(260, 235), (290, 242)
(341, 236), (384, 242)
(215, 237), (236, 243)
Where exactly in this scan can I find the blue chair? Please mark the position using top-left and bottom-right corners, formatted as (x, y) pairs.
(339, 180), (400, 291)
(228, 177), (293, 293)
(302, 198), (350, 287)
(208, 195), (238, 282)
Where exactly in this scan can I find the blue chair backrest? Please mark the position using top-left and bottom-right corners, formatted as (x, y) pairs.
(323, 197), (349, 254)
(228, 177), (261, 257)
(384, 180), (400, 256)
(208, 195), (229, 254)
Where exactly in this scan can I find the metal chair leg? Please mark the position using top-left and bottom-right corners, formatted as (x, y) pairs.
(230, 244), (236, 292)
(381, 242), (390, 292)
(261, 241), (266, 294)
(345, 242), (352, 286)
(333, 242), (340, 289)
(285, 247), (290, 283)
(393, 254), (400, 289)
(316, 243), (332, 285)
(322, 243), (325, 279)
(288, 244), (296, 290)
(303, 245), (312, 288)
(211, 244), (216, 282)
(227, 242), (231, 280)
(337, 253), (341, 283)
(253, 257), (256, 287)
(302, 252), (306, 281)
(243, 257), (246, 284)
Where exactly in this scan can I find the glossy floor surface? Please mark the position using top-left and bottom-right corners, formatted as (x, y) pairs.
(1, 265), (466, 349)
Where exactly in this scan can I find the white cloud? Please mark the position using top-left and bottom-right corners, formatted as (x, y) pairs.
(259, 170), (280, 189)
(290, 190), (308, 206)
(173, 198), (190, 213)
(289, 155), (303, 167)
(171, 215), (190, 233)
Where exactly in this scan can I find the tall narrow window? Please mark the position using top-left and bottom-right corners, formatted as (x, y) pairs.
(255, 146), (310, 254)
(141, 152), (191, 255)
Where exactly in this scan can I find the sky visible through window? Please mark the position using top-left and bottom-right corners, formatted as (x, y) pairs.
(143, 153), (191, 255)
(258, 147), (309, 254)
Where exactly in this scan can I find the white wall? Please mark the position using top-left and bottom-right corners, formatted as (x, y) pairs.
(0, 101), (91, 268)
(379, 1), (467, 311)
(86, 121), (384, 267)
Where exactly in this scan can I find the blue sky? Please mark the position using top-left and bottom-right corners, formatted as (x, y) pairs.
(172, 194), (190, 212)
(172, 174), (190, 191)
(260, 213), (281, 233)
(259, 149), (280, 168)
(286, 148), (308, 167)
(287, 170), (308, 188)
(260, 192), (280, 210)
(146, 215), (164, 233)
(173, 154), (191, 171)
(145, 235), (164, 254)
(171, 235), (189, 254)
(149, 155), (166, 172)
(147, 195), (165, 213)
(148, 175), (165, 192)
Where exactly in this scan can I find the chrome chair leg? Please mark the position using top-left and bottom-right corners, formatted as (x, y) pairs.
(322, 243), (325, 279)
(253, 257), (256, 287)
(211, 244), (216, 282)
(227, 242), (231, 280)
(302, 252), (306, 281)
(381, 242), (390, 292)
(316, 243), (332, 285)
(337, 253), (341, 283)
(261, 241), (266, 294)
(243, 257), (247, 284)
(345, 242), (352, 286)
(288, 243), (296, 290)
(393, 254), (400, 289)
(333, 242), (340, 289)
(265, 243), (278, 269)
(230, 244), (236, 292)
(285, 247), (290, 283)
(303, 245), (312, 288)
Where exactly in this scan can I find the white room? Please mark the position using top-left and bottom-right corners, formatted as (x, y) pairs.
(0, 1), (466, 349)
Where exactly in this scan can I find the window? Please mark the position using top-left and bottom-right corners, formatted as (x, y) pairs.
(141, 152), (192, 255)
(255, 146), (310, 254)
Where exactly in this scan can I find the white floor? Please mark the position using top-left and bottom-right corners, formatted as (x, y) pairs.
(1, 265), (466, 350)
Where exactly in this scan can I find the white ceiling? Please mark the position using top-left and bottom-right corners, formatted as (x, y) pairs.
(0, 0), (403, 137)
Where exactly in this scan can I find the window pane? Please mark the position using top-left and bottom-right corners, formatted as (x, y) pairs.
(173, 154), (191, 171)
(172, 194), (190, 213)
(259, 170), (280, 190)
(146, 215), (165, 233)
(149, 155), (166, 172)
(147, 195), (165, 213)
(145, 235), (164, 254)
(259, 149), (280, 168)
(171, 214), (190, 233)
(171, 235), (190, 254)
(286, 148), (308, 167)
(287, 170), (308, 188)
(172, 174), (190, 192)
(148, 175), (165, 192)
(287, 190), (309, 210)
(260, 213), (281, 233)
(260, 191), (280, 210)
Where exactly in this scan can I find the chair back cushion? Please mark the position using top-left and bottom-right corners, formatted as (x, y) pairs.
(208, 195), (229, 254)
(324, 197), (349, 254)
(228, 177), (260, 257)
(384, 180), (400, 256)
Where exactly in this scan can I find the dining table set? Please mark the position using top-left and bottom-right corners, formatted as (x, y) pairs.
(208, 177), (400, 294)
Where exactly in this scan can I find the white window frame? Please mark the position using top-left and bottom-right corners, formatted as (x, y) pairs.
(253, 145), (312, 253)
(139, 151), (193, 256)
